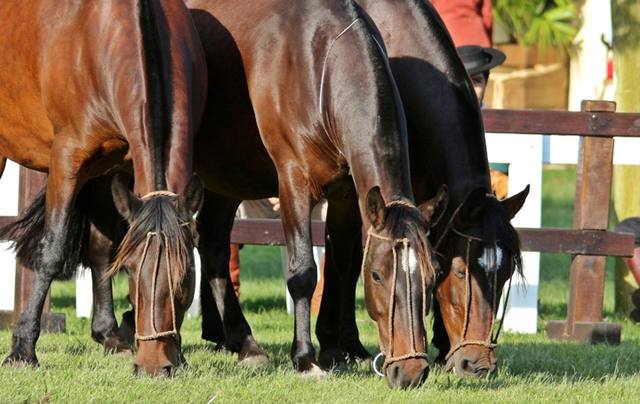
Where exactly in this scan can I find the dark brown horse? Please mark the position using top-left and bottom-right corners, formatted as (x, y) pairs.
(315, 0), (529, 377)
(189, 0), (446, 387)
(82, 0), (442, 388)
(0, 0), (206, 376)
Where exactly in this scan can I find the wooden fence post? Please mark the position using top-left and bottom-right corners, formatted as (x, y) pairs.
(546, 100), (621, 344)
(0, 167), (65, 332)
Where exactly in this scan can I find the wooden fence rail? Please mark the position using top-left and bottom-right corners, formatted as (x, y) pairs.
(231, 100), (640, 345)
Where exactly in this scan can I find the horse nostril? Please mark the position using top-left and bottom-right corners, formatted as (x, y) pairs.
(460, 359), (471, 372)
(133, 364), (141, 376)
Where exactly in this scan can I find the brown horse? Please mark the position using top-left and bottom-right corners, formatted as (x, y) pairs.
(82, 0), (443, 388)
(0, 0), (206, 376)
(191, 0), (448, 387)
(314, 0), (529, 377)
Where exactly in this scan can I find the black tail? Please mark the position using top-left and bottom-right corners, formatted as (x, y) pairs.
(0, 188), (87, 280)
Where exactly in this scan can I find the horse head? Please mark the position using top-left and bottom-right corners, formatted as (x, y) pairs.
(109, 175), (203, 376)
(362, 186), (446, 388)
(432, 185), (528, 377)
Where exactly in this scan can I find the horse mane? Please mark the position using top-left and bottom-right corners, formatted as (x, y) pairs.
(384, 203), (435, 281)
(106, 196), (193, 295)
(139, 0), (169, 190)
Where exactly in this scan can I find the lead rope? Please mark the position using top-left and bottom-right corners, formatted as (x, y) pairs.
(318, 18), (361, 119)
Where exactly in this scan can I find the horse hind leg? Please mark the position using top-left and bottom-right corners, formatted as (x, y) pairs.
(198, 191), (268, 366)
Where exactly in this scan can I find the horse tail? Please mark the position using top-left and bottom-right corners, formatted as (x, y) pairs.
(0, 187), (87, 280)
(138, 0), (169, 190)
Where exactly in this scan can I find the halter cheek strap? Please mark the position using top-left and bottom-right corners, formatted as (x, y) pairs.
(362, 200), (431, 377)
(134, 221), (192, 342)
(443, 228), (514, 363)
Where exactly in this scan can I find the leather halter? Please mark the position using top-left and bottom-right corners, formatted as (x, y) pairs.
(141, 190), (177, 200)
(134, 231), (179, 342)
(362, 200), (430, 377)
(133, 190), (190, 342)
(431, 192), (514, 363)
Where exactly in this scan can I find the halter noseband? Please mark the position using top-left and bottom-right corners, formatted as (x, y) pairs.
(133, 190), (190, 343)
(362, 200), (431, 377)
(431, 193), (514, 364)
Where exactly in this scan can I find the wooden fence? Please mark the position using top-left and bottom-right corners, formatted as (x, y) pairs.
(231, 100), (639, 344)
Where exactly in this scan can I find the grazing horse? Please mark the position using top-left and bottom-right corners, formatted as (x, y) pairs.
(0, 0), (206, 376)
(313, 0), (529, 377)
(83, 0), (443, 388)
(190, 0), (447, 387)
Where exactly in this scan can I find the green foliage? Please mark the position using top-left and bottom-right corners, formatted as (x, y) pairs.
(494, 0), (578, 48)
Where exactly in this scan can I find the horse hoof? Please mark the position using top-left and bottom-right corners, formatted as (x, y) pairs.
(238, 354), (269, 368)
(318, 349), (347, 371)
(103, 336), (133, 356)
(300, 363), (327, 379)
(237, 336), (269, 367)
(2, 352), (39, 368)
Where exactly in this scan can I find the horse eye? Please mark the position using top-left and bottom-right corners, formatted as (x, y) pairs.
(451, 257), (466, 279)
(371, 271), (383, 284)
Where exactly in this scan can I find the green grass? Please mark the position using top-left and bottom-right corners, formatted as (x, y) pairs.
(1, 166), (639, 402)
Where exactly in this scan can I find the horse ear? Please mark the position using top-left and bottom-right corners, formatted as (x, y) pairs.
(111, 174), (141, 222)
(179, 174), (204, 217)
(419, 185), (448, 227)
(501, 184), (530, 219)
(366, 186), (386, 230)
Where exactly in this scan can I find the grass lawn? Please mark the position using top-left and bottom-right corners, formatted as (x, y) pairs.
(1, 166), (639, 402)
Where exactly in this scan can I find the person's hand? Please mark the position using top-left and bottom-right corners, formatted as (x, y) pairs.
(268, 197), (280, 212)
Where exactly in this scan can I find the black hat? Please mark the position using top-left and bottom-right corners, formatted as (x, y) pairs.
(616, 217), (640, 246)
(457, 45), (506, 76)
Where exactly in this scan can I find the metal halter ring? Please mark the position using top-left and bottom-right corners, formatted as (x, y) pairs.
(372, 352), (386, 377)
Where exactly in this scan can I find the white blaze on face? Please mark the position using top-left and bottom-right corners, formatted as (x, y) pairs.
(406, 247), (418, 274)
(478, 246), (503, 274)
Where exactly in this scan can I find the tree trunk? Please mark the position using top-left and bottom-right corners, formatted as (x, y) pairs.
(611, 0), (640, 315)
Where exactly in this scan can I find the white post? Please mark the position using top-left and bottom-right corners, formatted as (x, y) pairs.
(186, 248), (201, 318)
(485, 133), (542, 333)
(0, 161), (19, 311)
(75, 267), (93, 318)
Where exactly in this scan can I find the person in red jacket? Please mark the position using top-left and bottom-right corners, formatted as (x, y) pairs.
(431, 0), (493, 47)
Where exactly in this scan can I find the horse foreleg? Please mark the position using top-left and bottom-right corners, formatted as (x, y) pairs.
(197, 191), (268, 366)
(87, 223), (132, 354)
(277, 169), (323, 373)
(317, 187), (371, 369)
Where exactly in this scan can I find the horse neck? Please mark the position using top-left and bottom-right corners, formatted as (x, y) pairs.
(124, 0), (205, 195)
(320, 8), (415, 222)
(360, 0), (492, 207)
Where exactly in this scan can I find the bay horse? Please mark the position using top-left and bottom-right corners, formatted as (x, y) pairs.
(312, 0), (529, 377)
(83, 0), (444, 388)
(0, 0), (206, 377)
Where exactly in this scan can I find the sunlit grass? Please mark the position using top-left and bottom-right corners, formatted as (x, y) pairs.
(1, 166), (639, 402)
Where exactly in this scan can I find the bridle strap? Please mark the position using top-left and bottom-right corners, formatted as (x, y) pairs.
(134, 225), (190, 342)
(141, 190), (177, 200)
(444, 229), (514, 362)
(361, 199), (431, 375)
